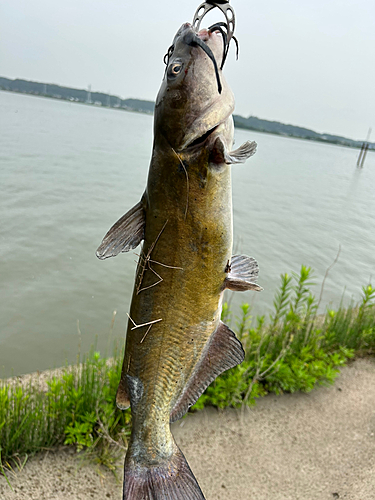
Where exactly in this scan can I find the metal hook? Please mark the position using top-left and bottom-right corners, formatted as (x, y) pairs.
(192, 1), (236, 43)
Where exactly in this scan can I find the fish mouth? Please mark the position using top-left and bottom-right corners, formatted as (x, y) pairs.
(164, 24), (226, 95)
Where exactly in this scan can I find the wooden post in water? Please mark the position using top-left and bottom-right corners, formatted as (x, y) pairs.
(357, 142), (366, 167)
(357, 127), (372, 168)
(360, 142), (369, 168)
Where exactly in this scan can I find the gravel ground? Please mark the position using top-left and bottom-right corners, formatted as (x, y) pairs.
(1, 358), (374, 500)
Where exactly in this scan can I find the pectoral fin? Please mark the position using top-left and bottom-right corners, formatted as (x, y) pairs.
(226, 140), (257, 163)
(96, 197), (146, 259)
(170, 321), (244, 423)
(210, 137), (257, 165)
(224, 254), (263, 291)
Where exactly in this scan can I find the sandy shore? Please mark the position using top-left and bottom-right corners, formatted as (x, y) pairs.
(1, 358), (374, 500)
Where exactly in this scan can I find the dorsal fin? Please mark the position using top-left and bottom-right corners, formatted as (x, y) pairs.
(170, 321), (244, 423)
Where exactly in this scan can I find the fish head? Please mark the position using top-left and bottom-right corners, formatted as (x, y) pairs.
(154, 23), (235, 152)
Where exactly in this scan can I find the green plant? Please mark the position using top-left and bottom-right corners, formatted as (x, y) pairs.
(193, 267), (374, 411)
(0, 346), (131, 469)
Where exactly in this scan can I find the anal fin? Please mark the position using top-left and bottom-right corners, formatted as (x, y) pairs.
(96, 196), (146, 259)
(170, 321), (244, 423)
(224, 254), (263, 292)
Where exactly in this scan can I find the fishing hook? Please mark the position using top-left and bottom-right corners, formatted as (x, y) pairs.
(192, 0), (236, 45)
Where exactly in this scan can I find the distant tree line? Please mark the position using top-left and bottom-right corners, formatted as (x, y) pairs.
(0, 77), (155, 114)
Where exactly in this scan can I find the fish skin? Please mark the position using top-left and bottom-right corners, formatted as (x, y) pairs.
(97, 22), (260, 500)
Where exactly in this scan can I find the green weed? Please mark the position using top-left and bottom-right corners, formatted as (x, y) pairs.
(193, 266), (373, 409)
(0, 345), (131, 469)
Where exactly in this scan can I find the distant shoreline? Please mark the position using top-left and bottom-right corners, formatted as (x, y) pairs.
(1, 77), (373, 151)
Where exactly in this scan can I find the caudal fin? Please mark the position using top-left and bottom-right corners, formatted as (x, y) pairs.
(124, 444), (205, 500)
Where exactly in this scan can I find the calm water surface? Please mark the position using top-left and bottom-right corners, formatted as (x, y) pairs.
(1, 91), (374, 377)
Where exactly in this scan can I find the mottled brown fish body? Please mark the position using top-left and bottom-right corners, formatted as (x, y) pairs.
(97, 23), (261, 500)
(125, 133), (232, 452)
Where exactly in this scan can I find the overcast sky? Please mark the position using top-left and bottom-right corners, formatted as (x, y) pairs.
(1, 0), (374, 140)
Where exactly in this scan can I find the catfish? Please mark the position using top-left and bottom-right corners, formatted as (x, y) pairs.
(97, 21), (261, 500)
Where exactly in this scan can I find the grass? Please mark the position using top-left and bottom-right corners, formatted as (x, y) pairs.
(0, 346), (131, 476)
(1, 265), (374, 471)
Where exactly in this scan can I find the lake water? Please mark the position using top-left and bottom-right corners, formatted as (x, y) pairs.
(1, 91), (374, 377)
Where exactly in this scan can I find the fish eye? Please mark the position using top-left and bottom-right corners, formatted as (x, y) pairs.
(169, 63), (183, 76)
(171, 64), (182, 74)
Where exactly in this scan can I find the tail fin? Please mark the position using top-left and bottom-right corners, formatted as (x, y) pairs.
(123, 444), (205, 500)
